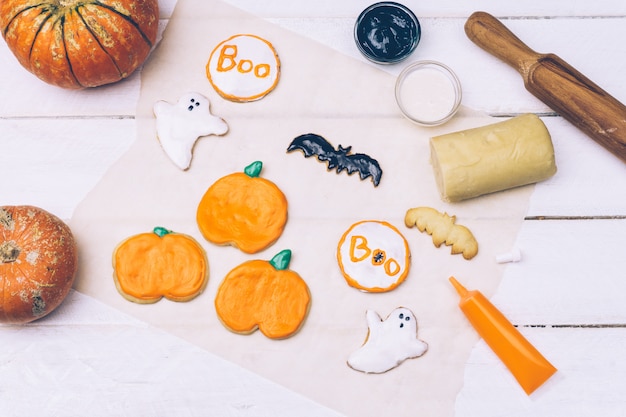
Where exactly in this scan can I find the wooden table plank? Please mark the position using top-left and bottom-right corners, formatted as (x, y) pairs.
(492, 218), (626, 325)
(456, 327), (626, 417)
(0, 119), (134, 220)
(3, 14), (626, 118)
(0, 294), (343, 417)
(225, 0), (626, 18)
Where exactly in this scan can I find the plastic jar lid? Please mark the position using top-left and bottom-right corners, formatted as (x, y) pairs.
(354, 2), (421, 64)
(395, 60), (462, 126)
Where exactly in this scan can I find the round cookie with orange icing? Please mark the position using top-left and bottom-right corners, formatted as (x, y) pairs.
(196, 161), (288, 254)
(206, 34), (280, 102)
(215, 249), (311, 339)
(337, 220), (411, 292)
(113, 227), (208, 304)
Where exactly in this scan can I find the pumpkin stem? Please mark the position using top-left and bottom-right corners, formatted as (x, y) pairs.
(153, 227), (172, 238)
(244, 161), (263, 178)
(269, 249), (292, 271)
(0, 241), (20, 263)
(58, 0), (81, 7)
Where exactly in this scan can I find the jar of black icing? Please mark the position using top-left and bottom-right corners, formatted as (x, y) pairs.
(354, 2), (421, 64)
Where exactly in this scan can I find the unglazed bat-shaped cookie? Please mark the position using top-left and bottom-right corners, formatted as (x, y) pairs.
(154, 92), (228, 170)
(405, 206), (478, 260)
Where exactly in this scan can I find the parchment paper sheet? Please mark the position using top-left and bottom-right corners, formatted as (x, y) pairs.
(71, 1), (533, 415)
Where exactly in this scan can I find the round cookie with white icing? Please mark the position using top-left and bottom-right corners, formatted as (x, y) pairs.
(337, 220), (411, 292)
(348, 307), (428, 374)
(153, 92), (228, 170)
(206, 34), (280, 102)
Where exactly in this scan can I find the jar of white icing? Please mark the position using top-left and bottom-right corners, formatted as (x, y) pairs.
(395, 60), (462, 126)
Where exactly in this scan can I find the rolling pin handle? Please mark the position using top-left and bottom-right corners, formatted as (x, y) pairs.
(464, 11), (541, 76)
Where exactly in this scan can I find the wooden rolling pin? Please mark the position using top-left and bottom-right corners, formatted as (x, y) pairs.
(465, 11), (626, 163)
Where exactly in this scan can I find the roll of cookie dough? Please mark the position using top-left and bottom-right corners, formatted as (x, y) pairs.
(430, 113), (557, 202)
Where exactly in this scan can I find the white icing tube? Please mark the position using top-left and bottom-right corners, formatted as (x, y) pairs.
(430, 113), (557, 202)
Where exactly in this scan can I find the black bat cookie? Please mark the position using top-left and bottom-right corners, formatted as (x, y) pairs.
(287, 133), (383, 187)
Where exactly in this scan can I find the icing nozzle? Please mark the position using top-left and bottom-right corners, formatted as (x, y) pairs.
(495, 248), (522, 264)
(449, 276), (468, 297)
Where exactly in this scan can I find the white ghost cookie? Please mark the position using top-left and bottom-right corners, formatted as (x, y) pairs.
(348, 307), (428, 374)
(153, 92), (228, 170)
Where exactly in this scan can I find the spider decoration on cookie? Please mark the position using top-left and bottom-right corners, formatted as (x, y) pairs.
(372, 249), (386, 265)
(287, 133), (383, 186)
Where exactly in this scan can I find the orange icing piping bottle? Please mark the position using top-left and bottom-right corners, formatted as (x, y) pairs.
(449, 276), (557, 395)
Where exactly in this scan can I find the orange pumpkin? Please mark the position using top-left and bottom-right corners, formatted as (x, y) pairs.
(113, 227), (208, 304)
(197, 161), (288, 254)
(0, 0), (159, 89)
(215, 249), (310, 339)
(0, 205), (78, 324)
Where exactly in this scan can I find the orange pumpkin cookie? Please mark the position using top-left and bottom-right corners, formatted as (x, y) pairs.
(337, 220), (411, 292)
(215, 249), (310, 339)
(113, 227), (208, 304)
(206, 34), (280, 102)
(196, 161), (288, 254)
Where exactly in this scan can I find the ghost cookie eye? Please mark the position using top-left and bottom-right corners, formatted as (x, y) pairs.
(187, 98), (201, 111)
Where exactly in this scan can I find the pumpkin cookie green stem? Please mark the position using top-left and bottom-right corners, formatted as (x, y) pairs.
(269, 249), (292, 271)
(244, 161), (263, 178)
(153, 227), (172, 238)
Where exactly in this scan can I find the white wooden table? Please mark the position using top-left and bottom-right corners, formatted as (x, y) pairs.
(2, 1), (626, 415)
